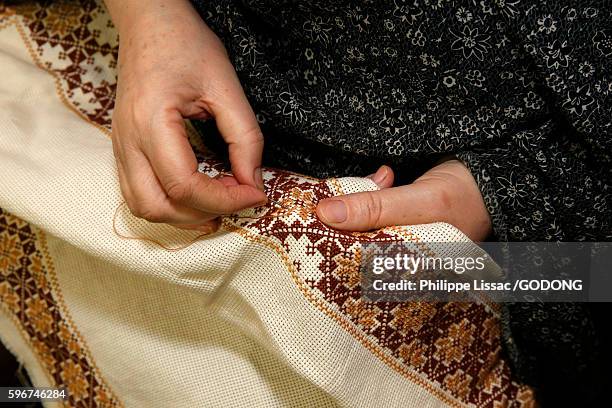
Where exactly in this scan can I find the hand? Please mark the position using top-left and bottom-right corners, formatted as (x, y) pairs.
(107, 0), (267, 231)
(316, 160), (492, 241)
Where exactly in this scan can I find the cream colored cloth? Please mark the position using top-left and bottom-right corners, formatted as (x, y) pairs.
(0, 2), (533, 407)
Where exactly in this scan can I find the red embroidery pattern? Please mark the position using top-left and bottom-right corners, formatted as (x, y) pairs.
(11, 0), (118, 129)
(0, 209), (121, 407)
(222, 171), (534, 407)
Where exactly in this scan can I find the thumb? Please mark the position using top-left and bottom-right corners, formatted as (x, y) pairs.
(316, 182), (445, 231)
(211, 78), (264, 191)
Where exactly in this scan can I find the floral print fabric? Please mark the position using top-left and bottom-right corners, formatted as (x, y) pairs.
(190, 0), (611, 405)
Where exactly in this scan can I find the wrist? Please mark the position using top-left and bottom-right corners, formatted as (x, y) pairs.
(104, 0), (195, 38)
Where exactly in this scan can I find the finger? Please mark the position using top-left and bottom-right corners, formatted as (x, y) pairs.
(117, 143), (221, 224)
(143, 109), (267, 213)
(209, 76), (265, 190)
(366, 165), (394, 189)
(217, 176), (239, 187)
(316, 183), (443, 231)
(169, 218), (220, 233)
(114, 147), (136, 205)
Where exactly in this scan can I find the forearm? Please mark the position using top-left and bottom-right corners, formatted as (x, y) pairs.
(104, 0), (229, 90)
(103, 0), (201, 35)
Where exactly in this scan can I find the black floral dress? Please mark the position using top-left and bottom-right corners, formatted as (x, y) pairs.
(190, 0), (612, 405)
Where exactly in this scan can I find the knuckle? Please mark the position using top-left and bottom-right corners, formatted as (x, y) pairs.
(220, 187), (243, 213)
(130, 107), (150, 130)
(360, 193), (384, 227)
(126, 201), (143, 218)
(429, 185), (452, 220)
(127, 201), (163, 223)
(242, 126), (264, 144)
(227, 123), (263, 147)
(128, 97), (157, 130)
(143, 212), (165, 223)
(165, 178), (193, 203)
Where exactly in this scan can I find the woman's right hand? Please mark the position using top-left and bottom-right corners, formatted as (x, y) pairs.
(106, 0), (267, 232)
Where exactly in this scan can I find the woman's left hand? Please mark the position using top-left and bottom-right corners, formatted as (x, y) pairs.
(315, 159), (492, 241)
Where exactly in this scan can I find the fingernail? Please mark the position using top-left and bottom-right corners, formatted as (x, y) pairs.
(198, 226), (214, 234)
(318, 200), (347, 223)
(254, 167), (264, 190)
(198, 223), (218, 234)
(368, 168), (387, 186)
(198, 220), (220, 234)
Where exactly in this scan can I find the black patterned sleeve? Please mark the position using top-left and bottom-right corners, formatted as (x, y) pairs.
(457, 3), (611, 405)
(458, 2), (611, 243)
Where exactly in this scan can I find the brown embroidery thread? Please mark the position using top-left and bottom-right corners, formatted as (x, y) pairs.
(111, 196), (306, 251)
